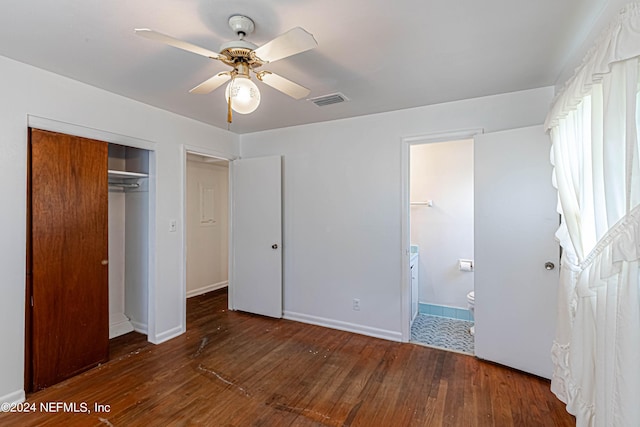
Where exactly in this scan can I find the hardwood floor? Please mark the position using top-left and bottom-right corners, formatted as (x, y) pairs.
(1, 289), (574, 426)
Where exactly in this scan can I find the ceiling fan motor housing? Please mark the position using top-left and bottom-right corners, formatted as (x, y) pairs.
(228, 15), (255, 38)
(219, 16), (262, 69)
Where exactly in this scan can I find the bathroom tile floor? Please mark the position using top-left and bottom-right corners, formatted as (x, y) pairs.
(411, 314), (475, 355)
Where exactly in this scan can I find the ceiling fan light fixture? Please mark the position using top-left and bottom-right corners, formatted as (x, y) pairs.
(135, 15), (318, 121)
(225, 75), (261, 114)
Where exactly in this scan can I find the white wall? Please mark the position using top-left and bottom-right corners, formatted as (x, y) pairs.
(0, 54), (238, 404)
(124, 189), (150, 333)
(239, 86), (554, 341)
(410, 140), (474, 308)
(186, 159), (229, 296)
(108, 190), (131, 337)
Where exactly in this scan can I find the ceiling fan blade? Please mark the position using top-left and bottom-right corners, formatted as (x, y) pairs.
(253, 27), (317, 63)
(134, 28), (222, 60)
(257, 71), (310, 100)
(189, 72), (231, 94)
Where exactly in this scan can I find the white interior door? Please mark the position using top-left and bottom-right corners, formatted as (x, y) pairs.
(474, 125), (559, 379)
(230, 155), (282, 318)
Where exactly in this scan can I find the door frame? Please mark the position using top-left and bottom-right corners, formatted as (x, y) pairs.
(400, 128), (483, 342)
(180, 145), (237, 321)
(25, 115), (157, 340)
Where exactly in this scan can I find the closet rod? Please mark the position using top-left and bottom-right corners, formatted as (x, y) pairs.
(108, 182), (140, 189)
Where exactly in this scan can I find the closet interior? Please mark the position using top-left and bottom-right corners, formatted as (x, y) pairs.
(107, 143), (149, 339)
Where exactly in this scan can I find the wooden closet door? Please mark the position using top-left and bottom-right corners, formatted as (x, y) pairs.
(29, 129), (109, 390)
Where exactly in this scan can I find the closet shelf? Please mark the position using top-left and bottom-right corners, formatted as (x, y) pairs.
(108, 169), (148, 179)
(108, 170), (147, 191)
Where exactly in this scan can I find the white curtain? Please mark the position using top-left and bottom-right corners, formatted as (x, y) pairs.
(545, 3), (640, 426)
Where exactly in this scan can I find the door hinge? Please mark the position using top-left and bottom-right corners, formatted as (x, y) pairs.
(31, 296), (34, 307)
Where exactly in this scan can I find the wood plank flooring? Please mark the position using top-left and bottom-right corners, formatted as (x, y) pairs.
(1, 289), (574, 426)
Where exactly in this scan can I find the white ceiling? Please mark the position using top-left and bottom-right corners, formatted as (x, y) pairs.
(0, 0), (608, 134)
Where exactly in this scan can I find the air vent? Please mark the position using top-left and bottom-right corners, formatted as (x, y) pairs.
(309, 92), (349, 107)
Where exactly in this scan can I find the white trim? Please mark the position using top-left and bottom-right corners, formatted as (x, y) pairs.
(109, 321), (134, 339)
(150, 325), (184, 345)
(402, 128), (484, 145)
(400, 128), (483, 342)
(284, 311), (403, 342)
(178, 147), (188, 343)
(145, 150), (157, 341)
(109, 312), (135, 339)
(131, 320), (148, 335)
(183, 145), (238, 162)
(27, 115), (156, 150)
(400, 140), (410, 342)
(0, 389), (25, 405)
(186, 281), (228, 298)
(228, 161), (236, 311)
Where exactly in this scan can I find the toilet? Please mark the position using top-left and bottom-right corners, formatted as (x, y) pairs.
(467, 291), (475, 335)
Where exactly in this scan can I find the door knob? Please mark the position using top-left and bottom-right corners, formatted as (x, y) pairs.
(545, 261), (555, 270)
(272, 244), (278, 249)
(101, 260), (109, 266)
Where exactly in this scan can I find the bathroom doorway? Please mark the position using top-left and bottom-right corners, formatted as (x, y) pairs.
(407, 137), (475, 354)
(184, 152), (230, 303)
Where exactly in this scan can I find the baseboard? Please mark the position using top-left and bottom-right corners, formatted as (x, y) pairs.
(186, 281), (228, 298)
(109, 312), (135, 339)
(283, 311), (402, 342)
(151, 325), (184, 345)
(0, 389), (25, 405)
(130, 320), (148, 335)
(418, 303), (473, 321)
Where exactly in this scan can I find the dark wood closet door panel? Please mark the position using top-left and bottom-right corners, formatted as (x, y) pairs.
(30, 129), (109, 390)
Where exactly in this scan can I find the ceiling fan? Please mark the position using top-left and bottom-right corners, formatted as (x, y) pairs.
(135, 15), (317, 122)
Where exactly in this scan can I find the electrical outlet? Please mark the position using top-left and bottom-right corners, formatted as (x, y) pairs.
(353, 298), (360, 311)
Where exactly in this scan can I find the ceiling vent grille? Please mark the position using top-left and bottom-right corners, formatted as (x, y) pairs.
(309, 92), (349, 107)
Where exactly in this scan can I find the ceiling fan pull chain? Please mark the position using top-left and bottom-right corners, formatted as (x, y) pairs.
(227, 75), (234, 124)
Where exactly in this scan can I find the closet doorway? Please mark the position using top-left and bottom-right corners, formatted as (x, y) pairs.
(25, 123), (154, 392)
(185, 152), (230, 303)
